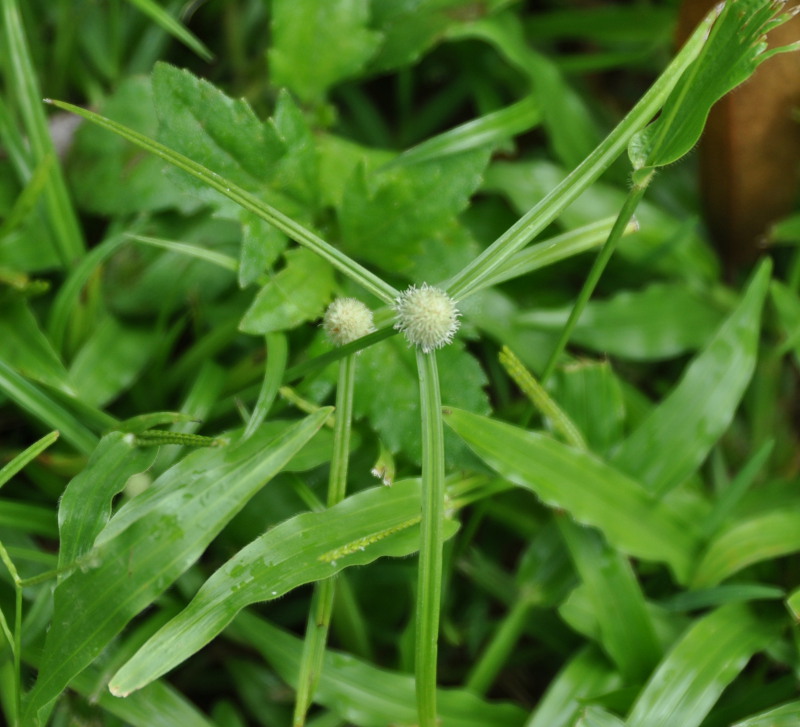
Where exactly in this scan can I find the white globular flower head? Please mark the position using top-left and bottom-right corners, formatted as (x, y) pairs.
(323, 297), (375, 347)
(393, 283), (460, 353)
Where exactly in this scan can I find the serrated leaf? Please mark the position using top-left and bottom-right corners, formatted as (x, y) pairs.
(629, 0), (794, 169)
(110, 480), (457, 695)
(23, 410), (329, 723)
(269, 0), (381, 102)
(239, 248), (334, 334)
(152, 62), (283, 197)
(338, 147), (491, 276)
(444, 408), (698, 581)
(609, 260), (770, 496)
(355, 338), (489, 466)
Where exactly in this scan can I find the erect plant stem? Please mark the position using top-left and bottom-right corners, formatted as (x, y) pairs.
(415, 350), (445, 727)
(293, 355), (356, 726)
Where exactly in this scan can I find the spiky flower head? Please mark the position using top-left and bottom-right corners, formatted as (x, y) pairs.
(323, 297), (375, 347)
(393, 283), (460, 353)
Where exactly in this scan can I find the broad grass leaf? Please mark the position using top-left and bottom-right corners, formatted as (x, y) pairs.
(626, 604), (778, 727)
(57, 432), (152, 573)
(518, 284), (727, 361)
(338, 147), (491, 276)
(23, 410), (329, 723)
(110, 479), (457, 695)
(691, 511), (800, 588)
(239, 248), (334, 334)
(629, 0), (796, 170)
(356, 339), (489, 467)
(557, 519), (661, 682)
(229, 612), (528, 727)
(269, 0), (381, 102)
(609, 260), (770, 496)
(444, 408), (698, 581)
(525, 646), (620, 727)
(0, 299), (74, 393)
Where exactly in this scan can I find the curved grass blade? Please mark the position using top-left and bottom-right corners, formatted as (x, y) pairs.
(691, 510), (800, 588)
(577, 706), (626, 727)
(659, 583), (784, 612)
(124, 0), (213, 62)
(244, 332), (287, 440)
(109, 480), (458, 696)
(23, 410), (330, 724)
(385, 96), (541, 169)
(626, 604), (778, 727)
(126, 233), (238, 272)
(610, 259), (770, 496)
(45, 99), (399, 306)
(0, 431), (59, 490)
(0, 361), (97, 455)
(444, 408), (698, 582)
(228, 612), (527, 727)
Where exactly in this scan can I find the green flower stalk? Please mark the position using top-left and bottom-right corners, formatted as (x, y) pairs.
(293, 298), (373, 726)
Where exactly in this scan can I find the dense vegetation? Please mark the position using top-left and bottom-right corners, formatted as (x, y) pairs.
(1, 1), (800, 726)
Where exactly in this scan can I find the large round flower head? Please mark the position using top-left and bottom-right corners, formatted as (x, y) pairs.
(323, 297), (375, 347)
(393, 283), (460, 353)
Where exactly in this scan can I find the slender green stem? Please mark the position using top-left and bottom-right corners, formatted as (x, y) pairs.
(415, 350), (445, 727)
(0, 431), (59, 490)
(0, 0), (85, 266)
(444, 10), (715, 301)
(46, 99), (399, 305)
(466, 596), (533, 695)
(540, 180), (649, 384)
(293, 355), (357, 726)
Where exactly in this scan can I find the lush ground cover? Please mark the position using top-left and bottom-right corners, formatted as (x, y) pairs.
(2, 1), (800, 726)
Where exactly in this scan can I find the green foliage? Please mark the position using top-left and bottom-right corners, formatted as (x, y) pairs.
(1, 1), (799, 726)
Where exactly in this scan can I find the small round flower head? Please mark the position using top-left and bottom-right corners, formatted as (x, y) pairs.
(393, 283), (460, 353)
(323, 297), (375, 347)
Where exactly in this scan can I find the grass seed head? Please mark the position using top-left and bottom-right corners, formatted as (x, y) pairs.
(393, 283), (460, 353)
(323, 297), (375, 346)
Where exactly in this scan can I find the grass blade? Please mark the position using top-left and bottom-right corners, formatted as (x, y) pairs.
(0, 361), (97, 455)
(23, 410), (330, 723)
(444, 7), (717, 300)
(626, 604), (777, 727)
(0, 0), (85, 266)
(124, 0), (213, 61)
(109, 480), (456, 696)
(691, 511), (800, 588)
(610, 259), (770, 496)
(45, 99), (399, 305)
(0, 431), (59, 490)
(444, 408), (698, 582)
